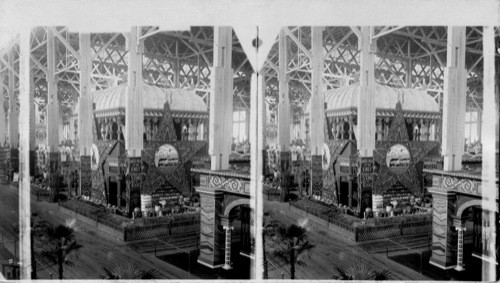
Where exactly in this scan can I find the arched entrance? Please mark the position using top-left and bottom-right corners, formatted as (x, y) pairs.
(429, 181), (498, 277)
(194, 170), (252, 270)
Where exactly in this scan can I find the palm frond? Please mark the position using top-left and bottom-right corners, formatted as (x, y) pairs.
(100, 266), (119, 279)
(141, 268), (161, 279)
(373, 269), (392, 280)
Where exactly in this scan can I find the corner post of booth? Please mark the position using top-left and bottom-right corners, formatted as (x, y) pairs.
(310, 26), (325, 198)
(354, 26), (376, 213)
(125, 26), (145, 215)
(209, 26), (233, 171)
(79, 33), (93, 197)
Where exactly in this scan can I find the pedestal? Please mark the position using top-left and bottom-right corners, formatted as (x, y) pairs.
(428, 187), (457, 269)
(197, 190), (224, 268)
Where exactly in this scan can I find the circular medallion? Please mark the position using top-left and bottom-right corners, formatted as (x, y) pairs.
(386, 144), (410, 174)
(155, 144), (179, 167)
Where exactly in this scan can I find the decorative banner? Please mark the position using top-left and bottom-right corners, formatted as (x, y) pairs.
(80, 156), (92, 196)
(91, 144), (99, 171)
(311, 155), (323, 193)
(151, 183), (179, 204)
(265, 124), (278, 145)
(127, 157), (142, 214)
(383, 181), (411, 203)
(358, 157), (373, 212)
(280, 151), (291, 174)
(49, 152), (59, 174)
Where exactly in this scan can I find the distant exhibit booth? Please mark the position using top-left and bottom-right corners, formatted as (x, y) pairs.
(308, 83), (441, 214)
(72, 84), (210, 215)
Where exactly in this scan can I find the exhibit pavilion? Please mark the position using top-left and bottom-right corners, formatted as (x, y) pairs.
(0, 25), (498, 280)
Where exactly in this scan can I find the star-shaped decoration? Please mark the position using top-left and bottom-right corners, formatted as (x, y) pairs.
(141, 101), (207, 196)
(373, 101), (439, 196)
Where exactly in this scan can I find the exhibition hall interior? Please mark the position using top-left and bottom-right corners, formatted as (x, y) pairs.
(0, 25), (498, 281)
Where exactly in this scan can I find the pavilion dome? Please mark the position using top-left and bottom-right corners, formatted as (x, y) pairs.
(75, 84), (208, 119)
(306, 83), (440, 119)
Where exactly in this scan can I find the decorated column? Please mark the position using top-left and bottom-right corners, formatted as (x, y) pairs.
(442, 26), (466, 171)
(453, 218), (466, 271)
(78, 33), (93, 197)
(309, 26), (325, 197)
(221, 216), (234, 270)
(428, 187), (457, 269)
(18, 28), (32, 279)
(47, 27), (60, 179)
(355, 26), (376, 213)
(125, 26), (145, 214)
(209, 26), (233, 170)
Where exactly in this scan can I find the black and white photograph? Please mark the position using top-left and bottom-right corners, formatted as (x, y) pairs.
(0, 0), (498, 281)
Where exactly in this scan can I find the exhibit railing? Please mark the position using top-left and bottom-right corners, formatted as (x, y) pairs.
(289, 199), (432, 242)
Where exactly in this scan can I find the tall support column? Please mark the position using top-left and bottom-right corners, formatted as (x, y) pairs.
(47, 27), (60, 177)
(79, 33), (92, 197)
(310, 26), (324, 196)
(7, 48), (19, 181)
(209, 26), (233, 170)
(18, 28), (32, 279)
(355, 27), (376, 213)
(277, 28), (290, 153)
(8, 49), (18, 148)
(125, 26), (144, 214)
(356, 26), (376, 157)
(277, 28), (292, 195)
(480, 26), (497, 282)
(428, 187), (457, 269)
(442, 26), (466, 171)
(29, 66), (36, 176)
(0, 70), (6, 145)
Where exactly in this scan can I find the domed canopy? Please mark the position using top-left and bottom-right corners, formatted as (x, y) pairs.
(83, 84), (208, 119)
(307, 83), (441, 119)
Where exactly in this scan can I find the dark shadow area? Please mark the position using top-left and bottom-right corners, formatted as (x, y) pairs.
(158, 242), (251, 279)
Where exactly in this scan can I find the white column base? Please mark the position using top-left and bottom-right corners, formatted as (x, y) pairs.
(455, 265), (465, 271)
(222, 263), (232, 270)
